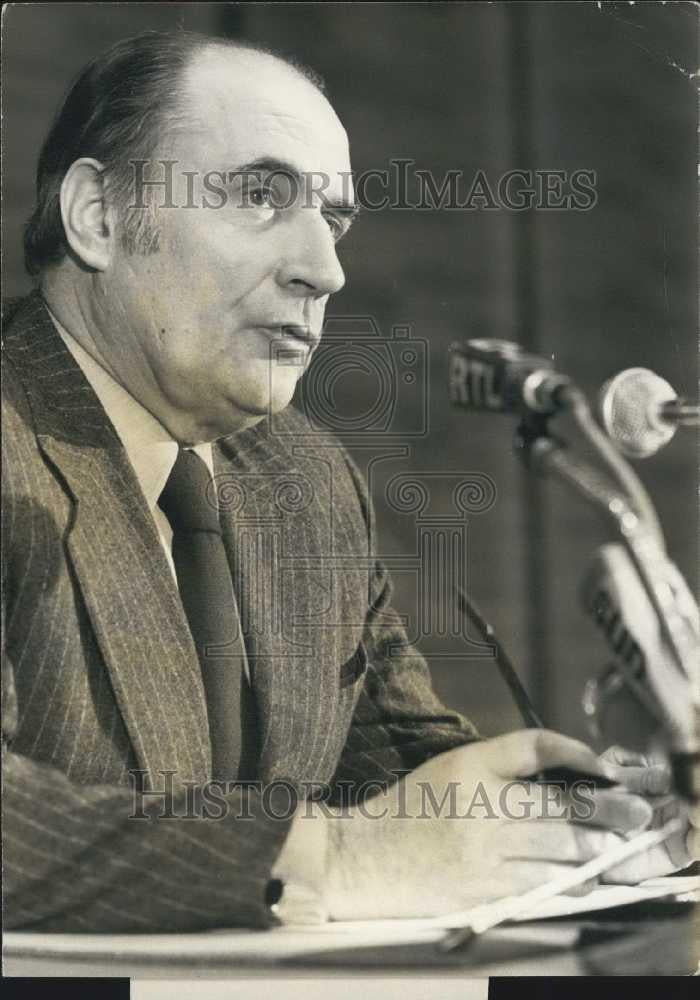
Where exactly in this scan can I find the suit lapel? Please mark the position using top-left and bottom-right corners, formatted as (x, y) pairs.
(215, 421), (365, 787)
(4, 294), (211, 787)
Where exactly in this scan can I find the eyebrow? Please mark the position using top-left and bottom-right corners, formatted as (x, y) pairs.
(229, 157), (361, 221)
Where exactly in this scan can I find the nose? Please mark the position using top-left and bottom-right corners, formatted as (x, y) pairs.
(276, 210), (346, 298)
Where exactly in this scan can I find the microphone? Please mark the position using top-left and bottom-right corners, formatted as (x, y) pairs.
(599, 367), (700, 458)
(581, 542), (700, 763)
(449, 339), (575, 415)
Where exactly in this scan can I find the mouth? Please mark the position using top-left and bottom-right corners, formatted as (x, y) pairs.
(258, 324), (321, 352)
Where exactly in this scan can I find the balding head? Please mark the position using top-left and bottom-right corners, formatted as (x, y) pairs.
(181, 43), (348, 167)
(24, 30), (328, 276)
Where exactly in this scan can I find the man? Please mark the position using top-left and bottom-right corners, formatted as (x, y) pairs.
(2, 30), (695, 933)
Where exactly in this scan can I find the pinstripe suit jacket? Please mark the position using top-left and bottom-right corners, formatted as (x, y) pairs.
(2, 292), (478, 933)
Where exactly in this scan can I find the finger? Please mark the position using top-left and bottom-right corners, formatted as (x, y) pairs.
(497, 820), (623, 864)
(600, 745), (648, 767)
(501, 860), (600, 898)
(602, 763), (671, 796)
(487, 730), (617, 783)
(567, 788), (653, 833)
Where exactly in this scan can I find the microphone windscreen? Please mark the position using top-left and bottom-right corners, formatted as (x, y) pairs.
(599, 367), (677, 458)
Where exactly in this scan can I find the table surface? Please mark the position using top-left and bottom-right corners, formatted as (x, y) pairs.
(4, 902), (699, 978)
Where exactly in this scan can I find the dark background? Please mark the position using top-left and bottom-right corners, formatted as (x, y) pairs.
(3, 2), (697, 742)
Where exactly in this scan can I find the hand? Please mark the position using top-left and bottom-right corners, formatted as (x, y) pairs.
(321, 729), (658, 920)
(599, 744), (671, 797)
(596, 745), (698, 881)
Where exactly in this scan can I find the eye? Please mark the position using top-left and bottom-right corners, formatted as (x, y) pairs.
(323, 212), (346, 241)
(247, 185), (276, 212)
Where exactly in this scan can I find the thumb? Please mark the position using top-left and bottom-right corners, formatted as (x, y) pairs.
(599, 745), (648, 767)
(487, 729), (618, 781)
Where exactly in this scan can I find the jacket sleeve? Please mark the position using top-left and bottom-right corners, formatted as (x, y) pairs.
(326, 454), (480, 804)
(1, 608), (293, 934)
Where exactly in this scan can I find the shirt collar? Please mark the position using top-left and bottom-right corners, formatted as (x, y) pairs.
(49, 310), (214, 511)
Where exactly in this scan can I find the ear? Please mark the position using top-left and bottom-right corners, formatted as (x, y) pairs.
(60, 158), (115, 271)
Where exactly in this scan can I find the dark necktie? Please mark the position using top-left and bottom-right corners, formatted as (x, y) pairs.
(158, 447), (258, 782)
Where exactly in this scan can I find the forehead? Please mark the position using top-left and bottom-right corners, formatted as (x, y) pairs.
(177, 47), (352, 191)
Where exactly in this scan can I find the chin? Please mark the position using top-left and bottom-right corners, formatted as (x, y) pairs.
(213, 392), (293, 437)
(206, 376), (299, 435)
(191, 410), (265, 444)
(265, 376), (302, 415)
(267, 391), (297, 415)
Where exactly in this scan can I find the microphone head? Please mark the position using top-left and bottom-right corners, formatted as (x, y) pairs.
(598, 367), (677, 458)
(581, 543), (698, 754)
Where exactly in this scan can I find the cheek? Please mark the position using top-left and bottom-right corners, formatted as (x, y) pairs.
(106, 253), (173, 322)
(165, 216), (251, 296)
(119, 219), (221, 303)
(129, 209), (278, 327)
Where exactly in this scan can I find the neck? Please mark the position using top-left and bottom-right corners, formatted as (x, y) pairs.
(41, 268), (118, 379)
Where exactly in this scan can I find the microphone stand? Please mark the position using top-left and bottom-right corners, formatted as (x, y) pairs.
(514, 409), (700, 802)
